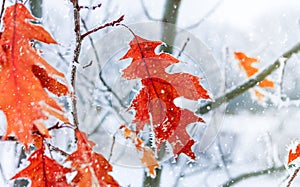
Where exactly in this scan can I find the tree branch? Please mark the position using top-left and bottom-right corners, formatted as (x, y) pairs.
(287, 166), (300, 187)
(81, 15), (124, 40)
(196, 42), (300, 115)
(222, 165), (286, 187)
(70, 0), (82, 129)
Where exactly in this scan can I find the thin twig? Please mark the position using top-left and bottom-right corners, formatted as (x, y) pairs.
(140, 0), (160, 21)
(81, 18), (126, 109)
(280, 57), (288, 100)
(83, 60), (93, 69)
(108, 134), (116, 162)
(184, 0), (223, 30)
(177, 37), (190, 58)
(81, 15), (124, 40)
(78, 3), (102, 10)
(287, 166), (300, 187)
(47, 143), (70, 157)
(222, 165), (286, 187)
(0, 0), (6, 26)
(0, 136), (18, 141)
(197, 42), (300, 115)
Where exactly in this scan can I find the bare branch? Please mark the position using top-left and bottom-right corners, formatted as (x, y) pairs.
(177, 37), (190, 58)
(83, 60), (93, 69)
(140, 0), (160, 21)
(287, 166), (300, 187)
(184, 0), (223, 30)
(222, 165), (286, 187)
(79, 3), (102, 11)
(197, 42), (300, 115)
(47, 143), (70, 157)
(80, 18), (127, 109)
(81, 15), (124, 40)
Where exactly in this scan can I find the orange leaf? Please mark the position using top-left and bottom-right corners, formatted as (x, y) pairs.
(258, 79), (274, 88)
(288, 143), (300, 165)
(234, 52), (259, 77)
(120, 125), (159, 177)
(120, 36), (208, 159)
(0, 3), (69, 147)
(234, 52), (274, 100)
(66, 130), (119, 187)
(12, 148), (71, 187)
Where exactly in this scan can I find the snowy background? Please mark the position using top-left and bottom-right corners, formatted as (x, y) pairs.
(1, 0), (300, 186)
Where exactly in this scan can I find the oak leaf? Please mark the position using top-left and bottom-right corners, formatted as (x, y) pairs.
(0, 3), (68, 147)
(288, 143), (300, 165)
(120, 36), (209, 159)
(66, 130), (119, 187)
(120, 125), (159, 177)
(12, 148), (71, 187)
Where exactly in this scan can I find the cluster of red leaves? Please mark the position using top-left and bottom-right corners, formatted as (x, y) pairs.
(0, 3), (118, 186)
(66, 130), (119, 186)
(13, 130), (119, 187)
(0, 3), (69, 147)
(120, 35), (210, 165)
(234, 52), (274, 100)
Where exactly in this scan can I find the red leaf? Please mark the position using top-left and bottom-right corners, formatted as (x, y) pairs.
(120, 36), (209, 159)
(12, 148), (71, 187)
(0, 3), (69, 147)
(66, 130), (119, 187)
(288, 143), (300, 165)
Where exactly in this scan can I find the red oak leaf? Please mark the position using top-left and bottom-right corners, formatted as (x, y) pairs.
(288, 143), (300, 165)
(0, 3), (69, 147)
(12, 148), (71, 187)
(66, 130), (119, 187)
(120, 35), (209, 159)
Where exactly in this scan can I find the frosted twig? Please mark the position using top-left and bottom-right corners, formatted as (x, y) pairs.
(70, 0), (81, 129)
(81, 15), (124, 40)
(287, 166), (300, 187)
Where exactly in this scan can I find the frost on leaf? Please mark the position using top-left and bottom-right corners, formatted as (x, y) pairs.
(11, 148), (71, 187)
(234, 52), (274, 100)
(0, 3), (69, 147)
(120, 35), (210, 160)
(66, 130), (119, 187)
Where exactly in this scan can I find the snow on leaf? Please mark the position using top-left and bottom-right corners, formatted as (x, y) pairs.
(0, 3), (69, 147)
(120, 35), (209, 160)
(11, 148), (71, 187)
(120, 125), (159, 177)
(66, 130), (119, 187)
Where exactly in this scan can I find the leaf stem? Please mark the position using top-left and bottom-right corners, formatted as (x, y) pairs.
(196, 42), (300, 115)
